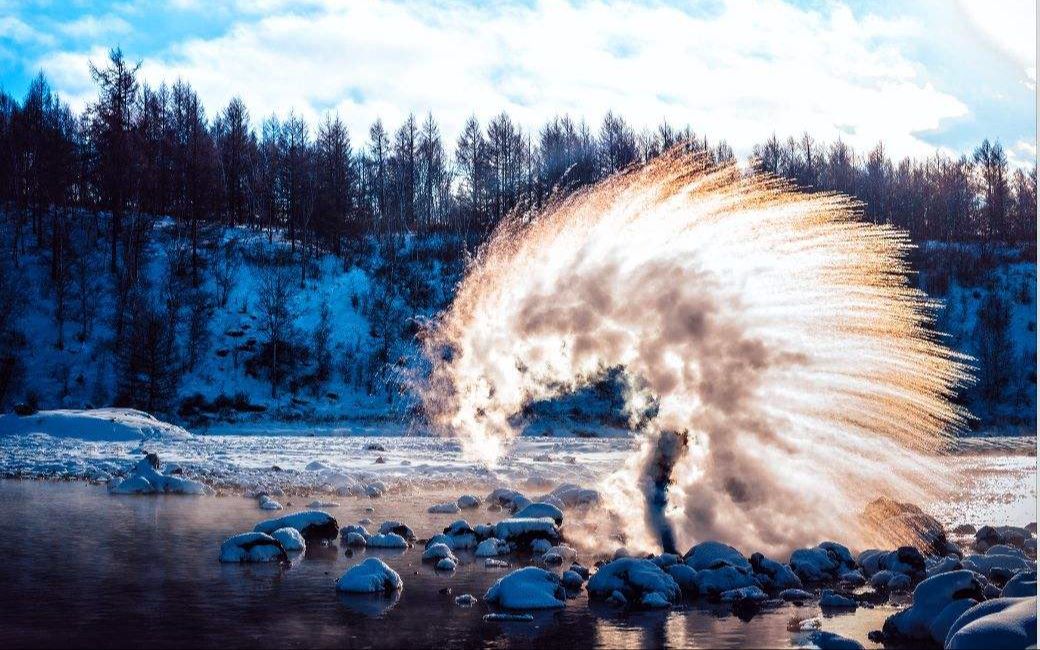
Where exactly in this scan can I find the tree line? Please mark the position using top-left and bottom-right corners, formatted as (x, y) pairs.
(0, 48), (1034, 417)
(2, 49), (1034, 283)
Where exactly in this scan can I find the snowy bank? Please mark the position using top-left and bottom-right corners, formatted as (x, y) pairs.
(0, 408), (191, 441)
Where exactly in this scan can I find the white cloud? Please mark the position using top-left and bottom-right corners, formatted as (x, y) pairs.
(0, 14), (55, 46)
(36, 0), (972, 160)
(58, 14), (132, 40)
(956, 0), (1036, 87)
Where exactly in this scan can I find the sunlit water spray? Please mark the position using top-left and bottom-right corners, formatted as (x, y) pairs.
(420, 150), (970, 557)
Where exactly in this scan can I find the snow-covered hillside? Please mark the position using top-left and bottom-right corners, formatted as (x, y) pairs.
(2, 225), (1035, 435)
(5, 222), (462, 427)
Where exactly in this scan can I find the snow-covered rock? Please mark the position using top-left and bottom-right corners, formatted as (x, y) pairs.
(259, 495), (283, 510)
(484, 567), (566, 609)
(219, 532), (287, 563)
(961, 553), (1033, 579)
(882, 570), (985, 641)
(493, 518), (560, 547)
(271, 527), (306, 552)
(455, 594), (477, 606)
(684, 541), (750, 571)
(456, 495), (480, 509)
(366, 533), (408, 549)
(475, 538), (510, 558)
(513, 502), (564, 525)
(667, 564), (698, 594)
(335, 558), (403, 593)
(428, 501), (462, 514)
(806, 631), (864, 650)
(377, 520), (415, 541)
(641, 591), (672, 608)
(0, 408), (191, 441)
(485, 558), (510, 568)
(542, 545), (577, 566)
(108, 455), (211, 495)
(1001, 570), (1036, 598)
(857, 546), (926, 581)
(819, 589), (857, 609)
(694, 565), (756, 598)
(254, 510), (339, 539)
(587, 558), (681, 605)
(749, 552), (802, 590)
(442, 520), (479, 549)
(543, 483), (599, 508)
(422, 543), (457, 563)
(340, 524), (370, 540)
(945, 597), (1037, 649)
(779, 588), (812, 601)
(974, 525), (1033, 553)
(719, 586), (767, 603)
(436, 557), (457, 571)
(486, 488), (531, 512)
(788, 543), (855, 583)
(342, 532), (368, 547)
(561, 570), (584, 590)
(531, 538), (552, 554)
(308, 500), (339, 508)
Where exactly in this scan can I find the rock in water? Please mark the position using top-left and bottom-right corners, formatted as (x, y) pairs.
(335, 558), (403, 593)
(254, 511), (339, 540)
(271, 527), (306, 552)
(484, 567), (566, 609)
(219, 532), (287, 563)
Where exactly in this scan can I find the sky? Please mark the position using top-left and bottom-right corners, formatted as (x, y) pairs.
(0, 0), (1035, 166)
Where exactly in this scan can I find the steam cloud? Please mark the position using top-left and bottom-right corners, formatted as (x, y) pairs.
(421, 150), (969, 556)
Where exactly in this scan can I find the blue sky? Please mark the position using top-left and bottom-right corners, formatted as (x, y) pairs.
(0, 0), (1035, 165)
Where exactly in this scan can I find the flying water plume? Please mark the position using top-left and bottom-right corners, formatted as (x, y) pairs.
(420, 150), (970, 557)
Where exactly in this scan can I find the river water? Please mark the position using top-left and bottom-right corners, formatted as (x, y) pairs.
(0, 437), (1033, 649)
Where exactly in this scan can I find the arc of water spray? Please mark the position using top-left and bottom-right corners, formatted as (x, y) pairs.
(421, 150), (971, 557)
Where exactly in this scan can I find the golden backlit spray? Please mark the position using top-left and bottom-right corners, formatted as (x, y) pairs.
(421, 150), (970, 556)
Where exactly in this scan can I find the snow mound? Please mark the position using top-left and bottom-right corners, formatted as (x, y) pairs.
(493, 518), (560, 547)
(366, 533), (408, 549)
(587, 558), (681, 605)
(475, 538), (510, 558)
(749, 552), (802, 590)
(271, 527), (306, 552)
(694, 566), (756, 598)
(719, 586), (767, 603)
(455, 594), (477, 606)
(946, 597), (1037, 649)
(442, 520), (479, 549)
(422, 543), (457, 562)
(254, 510), (338, 539)
(342, 532), (368, 547)
(666, 564), (698, 594)
(108, 455), (211, 495)
(456, 495), (480, 509)
(513, 502), (564, 525)
(335, 558), (403, 593)
(259, 495), (283, 510)
(561, 570), (584, 590)
(541, 483), (599, 508)
(684, 541), (750, 571)
(219, 532), (287, 563)
(0, 408), (192, 442)
(484, 567), (566, 609)
(789, 542), (855, 583)
(1001, 570), (1036, 598)
(883, 570), (985, 641)
(377, 520), (416, 541)
(819, 589), (857, 609)
(436, 557), (457, 571)
(486, 488), (531, 512)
